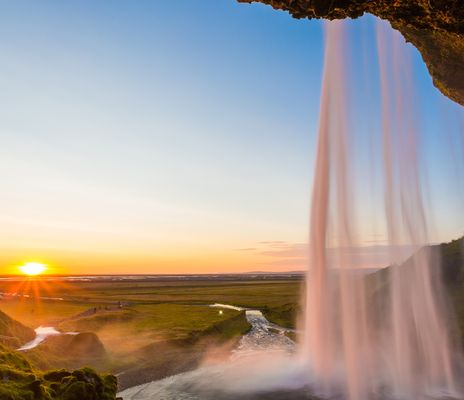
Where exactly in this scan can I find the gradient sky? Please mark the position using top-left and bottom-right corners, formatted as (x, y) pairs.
(0, 1), (462, 275)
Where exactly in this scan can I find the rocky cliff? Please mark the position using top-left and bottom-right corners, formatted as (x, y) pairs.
(238, 0), (464, 106)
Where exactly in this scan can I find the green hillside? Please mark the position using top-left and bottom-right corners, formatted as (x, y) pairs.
(367, 236), (464, 344)
(0, 309), (35, 348)
(439, 237), (464, 343)
(0, 343), (117, 400)
(264, 237), (464, 342)
(0, 310), (118, 399)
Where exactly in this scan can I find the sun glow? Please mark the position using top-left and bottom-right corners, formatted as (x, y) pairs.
(19, 262), (47, 276)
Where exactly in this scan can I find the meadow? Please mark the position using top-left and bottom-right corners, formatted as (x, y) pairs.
(0, 237), (461, 392)
(0, 277), (302, 328)
(0, 276), (302, 389)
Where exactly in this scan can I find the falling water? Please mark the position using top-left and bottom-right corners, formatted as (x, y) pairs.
(117, 15), (463, 400)
(302, 19), (463, 400)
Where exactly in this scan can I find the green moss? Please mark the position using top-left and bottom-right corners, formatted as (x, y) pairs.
(263, 303), (299, 329)
(57, 368), (117, 400)
(194, 311), (251, 341)
(0, 344), (118, 400)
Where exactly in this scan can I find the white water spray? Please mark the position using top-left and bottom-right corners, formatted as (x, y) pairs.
(302, 19), (463, 400)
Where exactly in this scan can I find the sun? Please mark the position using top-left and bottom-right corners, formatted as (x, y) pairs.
(19, 262), (47, 276)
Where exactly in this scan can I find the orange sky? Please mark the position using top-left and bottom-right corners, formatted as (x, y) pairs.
(2, 245), (296, 275)
(2, 239), (420, 276)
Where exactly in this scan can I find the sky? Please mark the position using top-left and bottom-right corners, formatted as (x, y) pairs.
(0, 1), (462, 275)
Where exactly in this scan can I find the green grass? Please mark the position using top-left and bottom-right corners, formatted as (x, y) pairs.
(0, 280), (301, 309)
(115, 311), (251, 389)
(0, 298), (253, 389)
(0, 309), (35, 348)
(0, 300), (95, 328)
(0, 344), (117, 400)
(0, 277), (293, 389)
(0, 279), (302, 348)
(438, 237), (464, 345)
(366, 237), (464, 345)
(21, 305), (251, 390)
(55, 303), (248, 356)
(0, 239), (462, 394)
(262, 303), (300, 329)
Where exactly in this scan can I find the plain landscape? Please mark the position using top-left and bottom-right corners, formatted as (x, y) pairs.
(0, 237), (462, 399)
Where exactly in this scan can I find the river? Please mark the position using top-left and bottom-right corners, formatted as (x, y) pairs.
(118, 308), (309, 400)
(18, 326), (78, 351)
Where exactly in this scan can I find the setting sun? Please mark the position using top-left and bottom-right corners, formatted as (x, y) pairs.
(19, 262), (47, 276)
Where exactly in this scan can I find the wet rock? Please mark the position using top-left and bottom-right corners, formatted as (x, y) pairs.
(0, 344), (118, 399)
(237, 0), (464, 106)
(312, 0), (334, 18)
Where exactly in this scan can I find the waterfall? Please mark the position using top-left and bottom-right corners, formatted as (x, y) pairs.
(302, 19), (463, 400)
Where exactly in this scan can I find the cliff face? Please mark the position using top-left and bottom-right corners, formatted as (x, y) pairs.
(238, 0), (464, 106)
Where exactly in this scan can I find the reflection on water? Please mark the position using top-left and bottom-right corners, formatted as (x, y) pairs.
(18, 326), (79, 351)
(18, 326), (62, 351)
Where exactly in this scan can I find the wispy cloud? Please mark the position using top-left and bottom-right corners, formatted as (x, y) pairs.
(258, 242), (307, 258)
(260, 258), (307, 268)
(249, 241), (416, 272)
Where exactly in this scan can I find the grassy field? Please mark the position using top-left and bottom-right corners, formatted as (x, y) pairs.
(0, 237), (462, 392)
(0, 276), (302, 389)
(0, 238), (462, 393)
(0, 299), (93, 327)
(0, 278), (302, 333)
(0, 279), (301, 306)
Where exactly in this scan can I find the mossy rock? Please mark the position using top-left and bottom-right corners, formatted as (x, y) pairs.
(0, 344), (118, 400)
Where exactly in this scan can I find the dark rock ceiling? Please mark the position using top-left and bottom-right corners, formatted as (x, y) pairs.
(238, 0), (464, 106)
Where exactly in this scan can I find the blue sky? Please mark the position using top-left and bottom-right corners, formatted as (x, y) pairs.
(0, 1), (462, 274)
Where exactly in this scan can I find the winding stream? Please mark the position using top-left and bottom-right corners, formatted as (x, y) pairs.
(118, 308), (303, 400)
(18, 327), (78, 351)
(18, 327), (62, 351)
